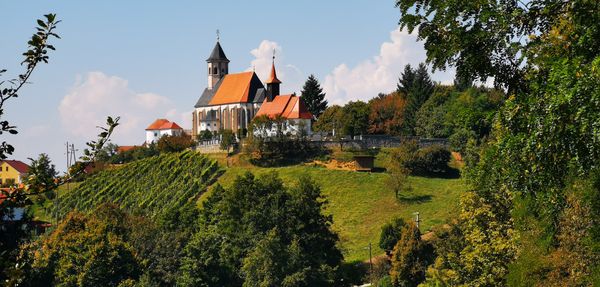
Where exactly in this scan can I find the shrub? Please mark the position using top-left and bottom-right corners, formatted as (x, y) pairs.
(404, 145), (451, 175)
(157, 134), (194, 153)
(379, 217), (406, 255)
(448, 128), (475, 154)
(197, 129), (213, 141)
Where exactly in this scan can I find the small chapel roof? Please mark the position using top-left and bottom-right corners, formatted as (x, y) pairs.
(255, 95), (312, 120)
(206, 41), (229, 62)
(146, 119), (183, 131)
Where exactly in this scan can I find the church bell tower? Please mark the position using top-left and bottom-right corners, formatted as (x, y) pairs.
(207, 31), (229, 90)
(265, 51), (281, 101)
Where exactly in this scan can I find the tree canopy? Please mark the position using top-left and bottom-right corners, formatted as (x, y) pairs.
(179, 172), (343, 286)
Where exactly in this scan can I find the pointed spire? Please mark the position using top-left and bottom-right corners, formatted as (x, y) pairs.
(266, 49), (282, 84)
(206, 29), (229, 62)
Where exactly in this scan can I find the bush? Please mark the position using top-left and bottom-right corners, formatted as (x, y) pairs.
(404, 145), (451, 175)
(387, 143), (451, 176)
(448, 128), (475, 154)
(157, 134), (194, 153)
(379, 217), (406, 255)
(197, 129), (213, 141)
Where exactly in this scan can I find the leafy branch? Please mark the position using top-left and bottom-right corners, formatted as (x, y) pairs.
(0, 14), (60, 159)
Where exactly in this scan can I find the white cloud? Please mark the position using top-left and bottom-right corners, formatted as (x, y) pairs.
(247, 40), (305, 95)
(58, 72), (179, 145)
(324, 28), (455, 105)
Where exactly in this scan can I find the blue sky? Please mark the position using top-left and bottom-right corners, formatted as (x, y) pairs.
(1, 1), (454, 171)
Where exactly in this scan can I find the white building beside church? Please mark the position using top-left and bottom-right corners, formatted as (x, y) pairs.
(145, 119), (184, 144)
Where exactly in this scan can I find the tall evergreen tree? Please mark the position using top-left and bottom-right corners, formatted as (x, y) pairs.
(397, 64), (415, 95)
(300, 75), (328, 120)
(397, 63), (434, 135)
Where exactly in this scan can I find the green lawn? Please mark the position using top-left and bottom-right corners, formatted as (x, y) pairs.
(203, 159), (466, 262)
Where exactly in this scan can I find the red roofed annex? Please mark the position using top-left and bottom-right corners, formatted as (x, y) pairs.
(145, 119), (184, 144)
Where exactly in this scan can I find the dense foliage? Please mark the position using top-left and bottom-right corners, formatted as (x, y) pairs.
(247, 115), (324, 166)
(397, 0), (600, 285)
(53, 151), (222, 219)
(179, 172), (344, 286)
(157, 133), (194, 153)
(379, 217), (406, 255)
(368, 92), (406, 135)
(389, 222), (433, 287)
(13, 203), (196, 286)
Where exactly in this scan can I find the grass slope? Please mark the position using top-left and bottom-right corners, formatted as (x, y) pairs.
(205, 156), (465, 262)
(54, 151), (222, 219)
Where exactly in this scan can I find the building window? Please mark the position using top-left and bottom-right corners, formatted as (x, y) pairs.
(5, 167), (8, 172)
(213, 67), (217, 74)
(208, 67), (211, 74)
(154, 132), (158, 137)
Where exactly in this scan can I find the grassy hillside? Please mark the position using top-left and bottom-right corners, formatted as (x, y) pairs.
(53, 151), (222, 219)
(204, 155), (466, 262)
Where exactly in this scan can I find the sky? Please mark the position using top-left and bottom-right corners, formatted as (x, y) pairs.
(0, 1), (455, 172)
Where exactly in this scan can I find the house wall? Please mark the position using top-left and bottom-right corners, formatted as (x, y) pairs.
(0, 162), (24, 185)
(146, 130), (160, 144)
(146, 129), (183, 144)
(194, 103), (260, 134)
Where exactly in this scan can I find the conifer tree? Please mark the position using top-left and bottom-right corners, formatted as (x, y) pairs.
(397, 63), (434, 135)
(300, 75), (328, 120)
(397, 64), (415, 95)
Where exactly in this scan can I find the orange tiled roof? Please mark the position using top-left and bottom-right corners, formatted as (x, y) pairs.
(117, 146), (137, 153)
(146, 119), (170, 130)
(255, 95), (312, 120)
(159, 121), (182, 130)
(266, 63), (281, 84)
(1, 160), (30, 174)
(146, 119), (183, 131)
(209, 72), (255, 105)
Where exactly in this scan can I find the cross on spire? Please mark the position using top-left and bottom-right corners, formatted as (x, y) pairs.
(216, 29), (220, 42)
(272, 49), (276, 62)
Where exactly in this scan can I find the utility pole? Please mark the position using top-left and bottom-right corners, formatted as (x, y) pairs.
(369, 242), (373, 285)
(413, 211), (420, 229)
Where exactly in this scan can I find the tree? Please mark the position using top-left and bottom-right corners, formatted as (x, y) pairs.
(179, 172), (343, 286)
(340, 101), (369, 138)
(385, 145), (413, 199)
(313, 105), (342, 136)
(379, 217), (406, 256)
(389, 222), (432, 287)
(23, 153), (58, 200)
(219, 129), (235, 153)
(197, 129), (213, 141)
(396, 64), (415, 95)
(300, 74), (328, 120)
(14, 205), (142, 286)
(157, 133), (194, 153)
(0, 15), (122, 282)
(395, 2), (600, 284)
(398, 63), (434, 135)
(95, 143), (119, 163)
(368, 92), (406, 135)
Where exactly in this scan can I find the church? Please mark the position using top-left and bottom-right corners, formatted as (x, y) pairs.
(191, 38), (312, 138)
